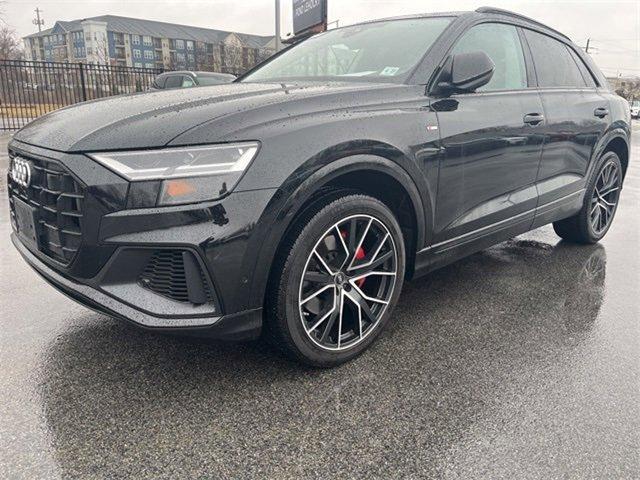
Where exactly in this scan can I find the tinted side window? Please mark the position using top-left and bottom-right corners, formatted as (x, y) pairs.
(181, 76), (195, 88)
(153, 76), (166, 89)
(524, 30), (586, 88)
(452, 23), (527, 91)
(164, 75), (183, 89)
(568, 48), (597, 87)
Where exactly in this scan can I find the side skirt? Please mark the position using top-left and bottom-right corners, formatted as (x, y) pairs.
(411, 189), (585, 279)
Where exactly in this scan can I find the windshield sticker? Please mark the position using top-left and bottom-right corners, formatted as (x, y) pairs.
(380, 67), (400, 76)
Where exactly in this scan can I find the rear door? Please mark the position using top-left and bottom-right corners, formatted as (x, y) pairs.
(433, 22), (545, 245)
(521, 29), (611, 222)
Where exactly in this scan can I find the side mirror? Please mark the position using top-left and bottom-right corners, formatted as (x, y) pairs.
(431, 51), (495, 96)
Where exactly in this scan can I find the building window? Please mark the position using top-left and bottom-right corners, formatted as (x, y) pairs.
(87, 47), (93, 55)
(187, 53), (194, 62)
(175, 39), (185, 50)
(143, 36), (152, 46)
(144, 50), (153, 59)
(134, 62), (143, 68)
(177, 52), (186, 62)
(186, 41), (194, 51)
(132, 35), (140, 45)
(145, 63), (154, 69)
(133, 49), (141, 58)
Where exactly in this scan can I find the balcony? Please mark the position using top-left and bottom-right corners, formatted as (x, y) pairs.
(112, 33), (125, 47)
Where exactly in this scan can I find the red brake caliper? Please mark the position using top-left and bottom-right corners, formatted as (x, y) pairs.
(341, 230), (366, 287)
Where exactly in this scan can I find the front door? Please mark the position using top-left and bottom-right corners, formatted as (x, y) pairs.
(432, 22), (545, 246)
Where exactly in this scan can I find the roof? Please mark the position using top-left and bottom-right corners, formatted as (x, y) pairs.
(23, 14), (274, 47)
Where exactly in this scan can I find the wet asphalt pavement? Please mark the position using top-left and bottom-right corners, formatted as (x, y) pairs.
(1, 127), (638, 479)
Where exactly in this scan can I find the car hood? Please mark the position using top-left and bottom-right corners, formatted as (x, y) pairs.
(13, 82), (400, 153)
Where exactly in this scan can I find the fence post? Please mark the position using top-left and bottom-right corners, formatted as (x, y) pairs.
(79, 63), (87, 102)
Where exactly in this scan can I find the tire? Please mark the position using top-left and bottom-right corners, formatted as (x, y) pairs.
(266, 193), (406, 367)
(553, 151), (623, 244)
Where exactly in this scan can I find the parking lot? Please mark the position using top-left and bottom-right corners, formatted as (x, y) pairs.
(0, 126), (638, 479)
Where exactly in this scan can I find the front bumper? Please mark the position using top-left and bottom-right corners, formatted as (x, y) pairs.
(8, 140), (279, 339)
(13, 231), (263, 340)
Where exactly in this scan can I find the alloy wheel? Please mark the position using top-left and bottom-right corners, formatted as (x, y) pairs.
(298, 214), (398, 351)
(590, 160), (621, 235)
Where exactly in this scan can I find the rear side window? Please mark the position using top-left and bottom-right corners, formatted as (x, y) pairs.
(452, 23), (527, 91)
(153, 76), (166, 89)
(181, 76), (195, 88)
(568, 48), (597, 87)
(164, 75), (183, 89)
(523, 30), (587, 88)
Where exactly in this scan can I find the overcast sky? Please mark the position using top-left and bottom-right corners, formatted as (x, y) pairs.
(3, 0), (639, 76)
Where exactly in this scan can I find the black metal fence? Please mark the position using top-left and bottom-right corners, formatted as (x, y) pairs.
(0, 60), (163, 130)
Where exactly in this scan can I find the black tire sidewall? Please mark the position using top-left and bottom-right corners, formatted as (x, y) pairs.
(277, 195), (406, 367)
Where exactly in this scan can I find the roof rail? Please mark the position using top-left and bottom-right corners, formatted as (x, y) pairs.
(475, 6), (571, 41)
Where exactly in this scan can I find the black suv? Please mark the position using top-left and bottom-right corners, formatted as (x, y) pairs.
(8, 8), (631, 366)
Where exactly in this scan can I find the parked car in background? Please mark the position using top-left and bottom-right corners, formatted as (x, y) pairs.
(8, 8), (631, 367)
(151, 71), (236, 90)
(630, 100), (640, 119)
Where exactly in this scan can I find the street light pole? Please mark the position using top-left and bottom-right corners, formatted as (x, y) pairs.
(275, 0), (282, 52)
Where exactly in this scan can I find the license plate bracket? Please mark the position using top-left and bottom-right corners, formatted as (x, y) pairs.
(13, 197), (40, 252)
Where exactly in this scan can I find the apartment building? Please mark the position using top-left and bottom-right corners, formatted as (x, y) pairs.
(23, 15), (276, 73)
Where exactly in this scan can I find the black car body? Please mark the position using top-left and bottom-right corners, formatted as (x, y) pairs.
(151, 70), (236, 89)
(8, 8), (631, 365)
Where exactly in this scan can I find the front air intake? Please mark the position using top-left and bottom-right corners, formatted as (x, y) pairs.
(138, 249), (215, 305)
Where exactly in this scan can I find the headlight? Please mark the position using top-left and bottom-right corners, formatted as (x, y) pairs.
(89, 142), (260, 205)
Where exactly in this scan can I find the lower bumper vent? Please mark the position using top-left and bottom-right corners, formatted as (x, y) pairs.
(138, 250), (215, 305)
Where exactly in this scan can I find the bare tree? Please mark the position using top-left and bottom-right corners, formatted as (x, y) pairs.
(95, 35), (110, 65)
(0, 26), (23, 59)
(223, 45), (243, 75)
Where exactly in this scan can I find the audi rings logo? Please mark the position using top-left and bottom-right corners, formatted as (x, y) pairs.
(10, 157), (31, 188)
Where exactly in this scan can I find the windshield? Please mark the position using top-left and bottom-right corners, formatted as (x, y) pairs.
(242, 17), (452, 83)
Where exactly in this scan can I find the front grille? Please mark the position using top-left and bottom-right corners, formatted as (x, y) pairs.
(8, 153), (85, 265)
(138, 250), (215, 305)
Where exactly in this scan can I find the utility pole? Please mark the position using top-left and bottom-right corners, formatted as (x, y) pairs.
(275, 0), (282, 52)
(33, 7), (45, 32)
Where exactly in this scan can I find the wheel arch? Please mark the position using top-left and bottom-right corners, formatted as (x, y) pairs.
(602, 136), (629, 180)
(247, 150), (431, 311)
(590, 128), (630, 181)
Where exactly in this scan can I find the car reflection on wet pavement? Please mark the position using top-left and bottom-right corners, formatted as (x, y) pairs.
(0, 128), (638, 479)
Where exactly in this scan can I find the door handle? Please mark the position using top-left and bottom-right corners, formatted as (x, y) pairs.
(523, 113), (544, 126)
(594, 107), (609, 118)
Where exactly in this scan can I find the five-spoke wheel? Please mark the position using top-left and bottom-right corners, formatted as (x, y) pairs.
(267, 193), (405, 367)
(589, 159), (621, 235)
(553, 151), (623, 244)
(299, 215), (398, 351)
